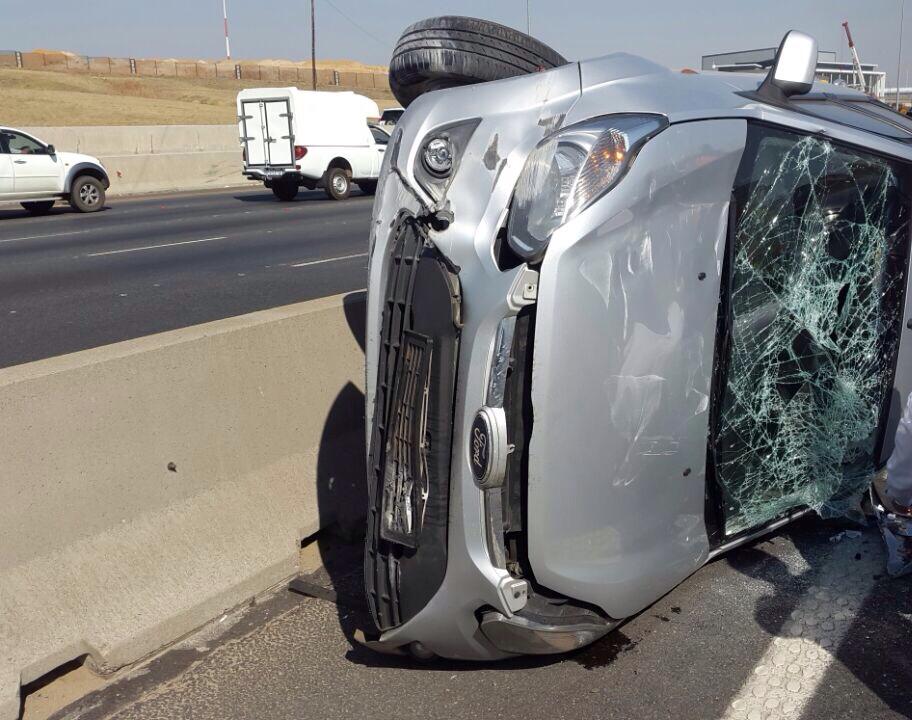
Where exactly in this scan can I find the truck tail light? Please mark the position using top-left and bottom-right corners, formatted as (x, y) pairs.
(294, 145), (307, 160)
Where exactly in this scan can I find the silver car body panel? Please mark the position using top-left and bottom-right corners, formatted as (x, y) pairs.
(528, 119), (746, 619)
(365, 51), (912, 657)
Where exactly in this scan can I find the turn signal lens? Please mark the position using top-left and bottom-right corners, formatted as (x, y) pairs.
(294, 145), (307, 160)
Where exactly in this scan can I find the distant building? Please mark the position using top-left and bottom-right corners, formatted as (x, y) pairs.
(884, 87), (912, 106)
(701, 48), (887, 100)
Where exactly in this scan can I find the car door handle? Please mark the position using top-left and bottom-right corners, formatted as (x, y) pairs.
(13, 160), (26, 164)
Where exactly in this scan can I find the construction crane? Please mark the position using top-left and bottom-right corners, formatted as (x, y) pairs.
(841, 21), (867, 92)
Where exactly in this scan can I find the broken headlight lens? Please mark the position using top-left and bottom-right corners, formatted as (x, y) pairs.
(507, 114), (667, 261)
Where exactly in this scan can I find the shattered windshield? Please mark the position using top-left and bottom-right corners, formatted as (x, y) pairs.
(712, 125), (911, 534)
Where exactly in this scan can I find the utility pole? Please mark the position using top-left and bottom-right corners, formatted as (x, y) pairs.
(311, 0), (317, 91)
(898, 0), (905, 108)
(222, 0), (231, 60)
(525, 0), (531, 35)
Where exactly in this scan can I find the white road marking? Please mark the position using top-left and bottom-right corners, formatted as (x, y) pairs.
(85, 236), (228, 257)
(721, 534), (878, 720)
(290, 252), (368, 268)
(0, 229), (91, 244)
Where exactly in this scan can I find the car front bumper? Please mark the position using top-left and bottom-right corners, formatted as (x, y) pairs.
(363, 178), (537, 659)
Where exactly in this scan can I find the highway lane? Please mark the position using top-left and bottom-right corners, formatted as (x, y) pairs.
(0, 188), (374, 368)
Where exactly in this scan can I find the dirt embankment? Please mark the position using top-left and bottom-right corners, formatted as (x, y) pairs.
(0, 68), (395, 127)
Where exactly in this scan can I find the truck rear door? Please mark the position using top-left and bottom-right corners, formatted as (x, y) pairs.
(263, 100), (293, 166)
(240, 99), (293, 167)
(240, 100), (267, 167)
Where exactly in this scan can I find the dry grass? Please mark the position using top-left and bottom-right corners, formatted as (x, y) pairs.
(0, 68), (396, 127)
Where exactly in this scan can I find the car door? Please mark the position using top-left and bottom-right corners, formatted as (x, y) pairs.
(0, 133), (13, 197)
(709, 124), (912, 536)
(369, 126), (389, 177)
(6, 131), (60, 194)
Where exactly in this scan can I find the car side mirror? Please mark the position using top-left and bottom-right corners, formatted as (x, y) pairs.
(757, 30), (817, 103)
(45, 144), (56, 155)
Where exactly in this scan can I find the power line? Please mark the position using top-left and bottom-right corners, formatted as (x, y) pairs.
(320, 0), (392, 49)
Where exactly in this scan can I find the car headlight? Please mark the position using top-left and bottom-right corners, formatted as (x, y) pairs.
(507, 114), (668, 261)
(413, 118), (481, 202)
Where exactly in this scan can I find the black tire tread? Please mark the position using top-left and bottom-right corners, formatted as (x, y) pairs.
(68, 176), (105, 213)
(21, 200), (55, 216)
(271, 181), (298, 201)
(389, 16), (567, 107)
(396, 16), (564, 67)
(324, 167), (351, 201)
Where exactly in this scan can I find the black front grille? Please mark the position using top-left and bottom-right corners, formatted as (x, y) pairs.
(380, 330), (432, 547)
(365, 214), (461, 632)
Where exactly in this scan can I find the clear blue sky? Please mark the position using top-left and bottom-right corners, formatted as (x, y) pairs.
(4, 0), (912, 86)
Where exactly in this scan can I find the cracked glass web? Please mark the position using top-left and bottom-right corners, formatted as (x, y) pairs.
(714, 126), (909, 534)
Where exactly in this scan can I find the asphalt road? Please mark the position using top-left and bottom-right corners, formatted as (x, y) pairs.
(0, 188), (373, 368)
(49, 519), (912, 720)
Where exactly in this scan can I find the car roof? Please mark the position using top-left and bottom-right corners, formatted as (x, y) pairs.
(573, 53), (912, 158)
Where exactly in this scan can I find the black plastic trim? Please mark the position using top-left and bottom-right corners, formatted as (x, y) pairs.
(364, 214), (462, 632)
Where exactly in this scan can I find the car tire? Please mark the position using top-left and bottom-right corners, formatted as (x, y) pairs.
(389, 16), (567, 107)
(357, 180), (378, 195)
(324, 167), (351, 201)
(271, 181), (299, 201)
(21, 200), (55, 216)
(68, 175), (105, 213)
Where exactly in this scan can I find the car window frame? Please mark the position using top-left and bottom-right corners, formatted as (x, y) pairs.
(3, 130), (50, 155)
(792, 94), (912, 142)
(380, 110), (403, 124)
(370, 127), (390, 145)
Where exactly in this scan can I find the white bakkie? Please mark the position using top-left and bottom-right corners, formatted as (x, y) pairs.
(237, 88), (389, 201)
(0, 126), (110, 215)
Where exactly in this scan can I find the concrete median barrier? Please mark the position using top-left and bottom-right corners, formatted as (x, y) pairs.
(22, 124), (252, 196)
(0, 292), (367, 719)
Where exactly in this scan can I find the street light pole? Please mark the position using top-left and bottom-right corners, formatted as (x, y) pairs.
(526, 0), (531, 35)
(898, 0), (905, 108)
(222, 0), (231, 60)
(311, 0), (317, 91)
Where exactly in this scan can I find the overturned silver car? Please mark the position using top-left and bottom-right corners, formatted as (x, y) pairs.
(363, 19), (912, 659)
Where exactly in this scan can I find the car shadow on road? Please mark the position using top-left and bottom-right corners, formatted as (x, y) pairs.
(233, 190), (370, 204)
(726, 517), (912, 718)
(0, 205), (89, 220)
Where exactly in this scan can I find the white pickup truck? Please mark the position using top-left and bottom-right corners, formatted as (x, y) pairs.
(237, 88), (388, 201)
(0, 126), (110, 215)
